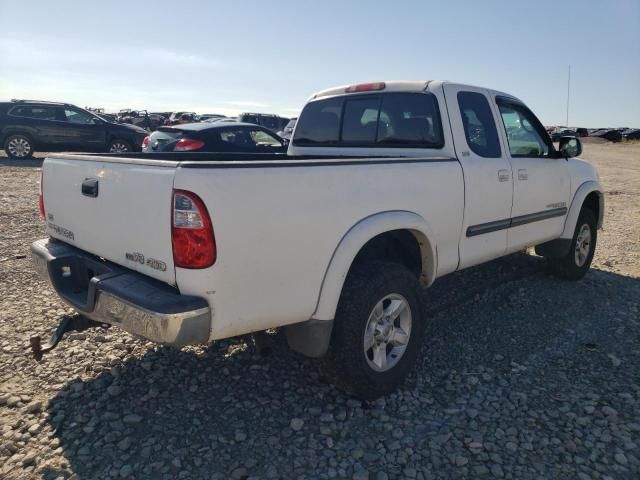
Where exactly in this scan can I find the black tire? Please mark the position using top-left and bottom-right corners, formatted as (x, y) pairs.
(320, 261), (424, 400)
(4, 134), (34, 159)
(548, 209), (597, 280)
(108, 139), (133, 153)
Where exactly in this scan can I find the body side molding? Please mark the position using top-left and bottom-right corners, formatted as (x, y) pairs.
(466, 207), (568, 237)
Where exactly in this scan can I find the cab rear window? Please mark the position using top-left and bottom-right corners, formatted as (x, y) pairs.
(293, 92), (443, 148)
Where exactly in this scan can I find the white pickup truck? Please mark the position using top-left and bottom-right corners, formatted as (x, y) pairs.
(32, 81), (603, 399)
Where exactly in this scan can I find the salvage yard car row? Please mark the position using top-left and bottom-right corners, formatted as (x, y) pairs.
(0, 99), (293, 159)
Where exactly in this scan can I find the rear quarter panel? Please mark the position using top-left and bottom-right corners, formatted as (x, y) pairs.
(174, 159), (464, 340)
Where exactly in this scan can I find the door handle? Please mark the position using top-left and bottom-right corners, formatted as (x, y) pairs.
(498, 170), (510, 182)
(81, 178), (99, 198)
(518, 169), (528, 181)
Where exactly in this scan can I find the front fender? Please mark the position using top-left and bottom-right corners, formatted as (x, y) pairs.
(561, 181), (604, 239)
(311, 210), (437, 321)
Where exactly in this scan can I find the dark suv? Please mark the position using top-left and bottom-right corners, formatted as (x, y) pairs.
(0, 100), (149, 159)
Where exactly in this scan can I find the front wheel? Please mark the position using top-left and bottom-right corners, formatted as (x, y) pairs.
(547, 209), (597, 280)
(108, 139), (132, 153)
(320, 261), (424, 400)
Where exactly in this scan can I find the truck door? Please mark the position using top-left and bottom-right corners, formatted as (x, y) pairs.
(492, 96), (571, 251)
(443, 84), (513, 269)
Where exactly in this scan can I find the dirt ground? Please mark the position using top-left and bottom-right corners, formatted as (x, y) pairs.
(0, 143), (639, 479)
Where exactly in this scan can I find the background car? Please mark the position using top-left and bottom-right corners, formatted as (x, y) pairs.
(622, 128), (640, 140)
(117, 110), (166, 131)
(0, 100), (148, 158)
(237, 112), (289, 132)
(277, 117), (297, 139)
(550, 129), (577, 142)
(142, 122), (288, 153)
(198, 114), (226, 122)
(167, 112), (197, 125)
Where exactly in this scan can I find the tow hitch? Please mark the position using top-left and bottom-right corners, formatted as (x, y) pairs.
(30, 315), (108, 360)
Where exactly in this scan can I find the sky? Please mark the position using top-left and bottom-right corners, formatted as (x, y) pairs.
(1, 0), (639, 127)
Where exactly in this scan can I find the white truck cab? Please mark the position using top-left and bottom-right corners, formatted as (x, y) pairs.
(32, 80), (603, 399)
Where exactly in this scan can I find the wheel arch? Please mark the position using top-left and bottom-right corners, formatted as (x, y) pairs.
(561, 181), (604, 239)
(311, 210), (437, 322)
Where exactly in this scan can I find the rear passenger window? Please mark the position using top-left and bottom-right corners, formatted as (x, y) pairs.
(292, 93), (443, 148)
(10, 106), (57, 120)
(457, 92), (501, 158)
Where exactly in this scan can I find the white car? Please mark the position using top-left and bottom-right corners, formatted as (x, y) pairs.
(32, 81), (603, 399)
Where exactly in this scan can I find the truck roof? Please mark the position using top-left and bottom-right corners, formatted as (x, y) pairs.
(310, 80), (519, 104)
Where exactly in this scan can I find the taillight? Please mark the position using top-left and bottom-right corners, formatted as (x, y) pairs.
(39, 169), (45, 219)
(345, 82), (386, 93)
(142, 136), (149, 147)
(171, 190), (216, 268)
(174, 138), (205, 152)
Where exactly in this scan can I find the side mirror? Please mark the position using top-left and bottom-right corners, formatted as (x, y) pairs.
(91, 117), (104, 125)
(558, 136), (582, 158)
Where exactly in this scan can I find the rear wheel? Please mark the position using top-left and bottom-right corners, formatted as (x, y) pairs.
(4, 134), (34, 159)
(108, 139), (132, 153)
(320, 261), (424, 400)
(548, 209), (597, 280)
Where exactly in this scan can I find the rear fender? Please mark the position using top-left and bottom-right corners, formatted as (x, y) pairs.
(311, 210), (437, 322)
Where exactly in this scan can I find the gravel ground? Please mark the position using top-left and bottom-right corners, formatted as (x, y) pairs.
(1, 143), (639, 480)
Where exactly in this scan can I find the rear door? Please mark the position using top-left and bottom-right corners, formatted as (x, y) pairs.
(443, 84), (513, 269)
(493, 96), (571, 251)
(42, 156), (177, 284)
(6, 105), (61, 148)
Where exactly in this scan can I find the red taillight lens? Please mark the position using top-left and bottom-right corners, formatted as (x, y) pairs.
(39, 169), (45, 219)
(142, 136), (149, 147)
(345, 82), (386, 93)
(174, 138), (205, 152)
(171, 190), (216, 268)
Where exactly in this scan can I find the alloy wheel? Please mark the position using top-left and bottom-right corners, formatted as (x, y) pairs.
(363, 293), (412, 372)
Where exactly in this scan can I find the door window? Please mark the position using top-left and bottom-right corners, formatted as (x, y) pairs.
(457, 92), (501, 158)
(498, 103), (550, 157)
(64, 108), (94, 124)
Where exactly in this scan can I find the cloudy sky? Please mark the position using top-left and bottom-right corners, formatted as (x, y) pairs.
(1, 0), (639, 126)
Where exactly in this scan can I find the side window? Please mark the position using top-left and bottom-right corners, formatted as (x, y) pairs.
(377, 93), (443, 146)
(498, 103), (550, 157)
(292, 97), (342, 145)
(250, 129), (281, 146)
(457, 92), (501, 158)
(10, 106), (57, 120)
(64, 108), (94, 124)
(219, 128), (256, 147)
(341, 97), (379, 143)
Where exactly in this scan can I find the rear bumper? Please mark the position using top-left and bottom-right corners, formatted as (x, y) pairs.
(31, 238), (211, 346)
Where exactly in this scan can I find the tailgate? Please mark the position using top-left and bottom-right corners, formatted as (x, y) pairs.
(42, 155), (177, 285)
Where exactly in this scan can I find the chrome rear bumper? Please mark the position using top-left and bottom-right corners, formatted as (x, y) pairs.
(31, 238), (211, 346)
